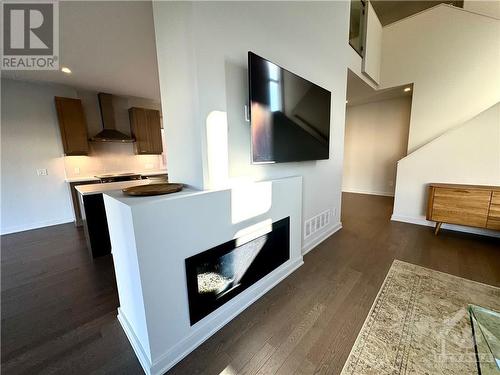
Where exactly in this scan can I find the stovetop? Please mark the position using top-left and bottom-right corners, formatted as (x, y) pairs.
(95, 172), (141, 178)
(95, 173), (142, 183)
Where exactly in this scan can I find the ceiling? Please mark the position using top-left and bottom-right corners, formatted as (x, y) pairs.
(1, 1), (161, 100)
(371, 0), (463, 26)
(346, 70), (412, 106)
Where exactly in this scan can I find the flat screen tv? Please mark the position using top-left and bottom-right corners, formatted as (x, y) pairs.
(248, 52), (331, 163)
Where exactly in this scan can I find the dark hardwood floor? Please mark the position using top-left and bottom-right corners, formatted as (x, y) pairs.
(2, 193), (499, 374)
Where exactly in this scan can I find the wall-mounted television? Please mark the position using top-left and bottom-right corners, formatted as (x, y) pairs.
(248, 52), (331, 163)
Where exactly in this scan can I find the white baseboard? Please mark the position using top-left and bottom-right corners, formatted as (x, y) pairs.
(342, 187), (394, 197)
(122, 257), (303, 375)
(1, 217), (75, 235)
(302, 222), (343, 256)
(117, 309), (153, 375)
(391, 214), (500, 238)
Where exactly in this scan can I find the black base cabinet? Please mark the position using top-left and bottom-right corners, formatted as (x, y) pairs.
(81, 194), (111, 258)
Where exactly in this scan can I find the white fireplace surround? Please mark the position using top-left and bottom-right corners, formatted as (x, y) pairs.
(104, 176), (303, 375)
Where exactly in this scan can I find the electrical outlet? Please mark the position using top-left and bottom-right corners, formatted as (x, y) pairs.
(36, 168), (48, 176)
(304, 208), (332, 240)
(388, 180), (394, 187)
(74, 167), (80, 175)
(145, 163), (154, 170)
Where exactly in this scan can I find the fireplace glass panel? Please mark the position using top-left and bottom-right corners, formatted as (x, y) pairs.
(185, 217), (290, 324)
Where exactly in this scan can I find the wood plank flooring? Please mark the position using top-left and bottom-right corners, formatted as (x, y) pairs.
(1, 193), (499, 374)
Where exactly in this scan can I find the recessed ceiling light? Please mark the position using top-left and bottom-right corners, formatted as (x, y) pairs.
(61, 67), (72, 74)
(404, 87), (411, 92)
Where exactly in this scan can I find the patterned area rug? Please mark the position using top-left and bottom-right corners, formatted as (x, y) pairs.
(341, 260), (500, 375)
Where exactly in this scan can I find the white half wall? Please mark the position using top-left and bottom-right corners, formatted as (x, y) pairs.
(153, 1), (350, 251)
(392, 102), (500, 234)
(362, 1), (383, 84)
(1, 79), (76, 234)
(381, 4), (500, 152)
(343, 97), (411, 196)
(104, 177), (303, 375)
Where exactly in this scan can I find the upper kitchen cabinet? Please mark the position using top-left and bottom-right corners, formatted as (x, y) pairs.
(129, 107), (163, 155)
(55, 97), (89, 155)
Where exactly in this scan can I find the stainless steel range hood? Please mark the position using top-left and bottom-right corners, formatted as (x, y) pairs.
(90, 93), (135, 143)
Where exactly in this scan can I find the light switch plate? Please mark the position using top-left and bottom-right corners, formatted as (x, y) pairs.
(36, 168), (48, 176)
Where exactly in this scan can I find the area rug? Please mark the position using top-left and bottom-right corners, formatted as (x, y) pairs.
(340, 260), (500, 375)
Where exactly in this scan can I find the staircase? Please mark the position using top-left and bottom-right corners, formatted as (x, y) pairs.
(355, 2), (500, 236)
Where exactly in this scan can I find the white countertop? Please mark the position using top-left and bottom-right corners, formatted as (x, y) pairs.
(104, 187), (203, 206)
(66, 176), (100, 183)
(65, 169), (167, 183)
(75, 179), (154, 195)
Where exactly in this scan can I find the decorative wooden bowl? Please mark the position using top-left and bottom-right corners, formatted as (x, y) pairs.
(122, 183), (183, 197)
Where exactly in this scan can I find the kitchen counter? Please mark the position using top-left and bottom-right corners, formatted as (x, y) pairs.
(76, 179), (160, 258)
(65, 169), (167, 183)
(65, 176), (100, 183)
(75, 179), (153, 195)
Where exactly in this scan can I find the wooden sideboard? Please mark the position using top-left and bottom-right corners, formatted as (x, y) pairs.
(426, 183), (500, 235)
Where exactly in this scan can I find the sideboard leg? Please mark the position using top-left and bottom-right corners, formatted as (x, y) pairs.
(434, 222), (442, 235)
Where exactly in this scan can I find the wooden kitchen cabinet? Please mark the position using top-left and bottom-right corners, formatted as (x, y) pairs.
(55, 97), (89, 155)
(129, 107), (163, 155)
(426, 183), (500, 234)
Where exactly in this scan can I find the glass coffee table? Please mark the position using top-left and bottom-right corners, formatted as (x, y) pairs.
(469, 305), (500, 374)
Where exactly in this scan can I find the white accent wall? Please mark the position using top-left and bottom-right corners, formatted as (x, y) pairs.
(343, 97), (411, 196)
(392, 102), (500, 235)
(380, 4), (500, 152)
(153, 1), (350, 251)
(1, 79), (76, 234)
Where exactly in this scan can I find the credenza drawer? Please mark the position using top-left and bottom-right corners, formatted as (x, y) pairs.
(430, 188), (490, 227)
(427, 183), (500, 234)
(487, 204), (500, 230)
(491, 192), (500, 205)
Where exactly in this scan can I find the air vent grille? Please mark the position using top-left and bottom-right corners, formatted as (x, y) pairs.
(304, 209), (332, 239)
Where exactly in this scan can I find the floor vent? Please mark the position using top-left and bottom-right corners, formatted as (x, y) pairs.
(304, 209), (331, 239)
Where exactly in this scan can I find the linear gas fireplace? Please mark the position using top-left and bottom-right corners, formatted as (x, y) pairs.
(185, 217), (290, 325)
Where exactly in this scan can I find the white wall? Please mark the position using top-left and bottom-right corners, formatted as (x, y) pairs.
(153, 1), (350, 251)
(343, 97), (411, 196)
(380, 4), (500, 152)
(348, 45), (378, 90)
(1, 79), (76, 234)
(362, 2), (383, 84)
(464, 0), (500, 18)
(392, 102), (500, 234)
(152, 2), (205, 189)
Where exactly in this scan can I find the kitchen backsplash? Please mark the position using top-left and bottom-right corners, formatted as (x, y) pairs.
(64, 142), (166, 178)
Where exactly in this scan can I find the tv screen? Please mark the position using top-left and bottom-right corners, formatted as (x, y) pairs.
(248, 52), (331, 163)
